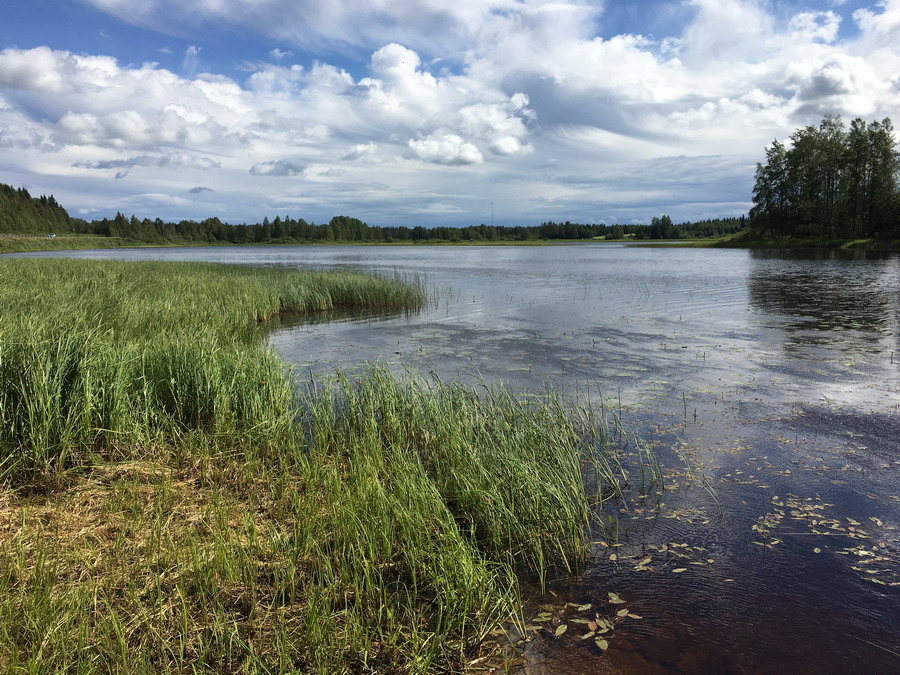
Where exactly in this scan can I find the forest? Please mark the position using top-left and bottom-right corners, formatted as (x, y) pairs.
(0, 181), (742, 244)
(749, 115), (900, 239)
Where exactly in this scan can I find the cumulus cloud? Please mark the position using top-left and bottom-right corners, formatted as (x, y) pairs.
(407, 132), (484, 165)
(249, 159), (307, 176)
(189, 185), (214, 193)
(4, 1), (900, 224)
(790, 11), (841, 43)
(788, 53), (886, 117)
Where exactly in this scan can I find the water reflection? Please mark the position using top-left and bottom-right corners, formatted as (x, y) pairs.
(747, 250), (897, 337)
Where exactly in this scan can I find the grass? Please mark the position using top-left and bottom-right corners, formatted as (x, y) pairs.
(0, 259), (635, 673)
(710, 231), (900, 250)
(0, 234), (131, 254)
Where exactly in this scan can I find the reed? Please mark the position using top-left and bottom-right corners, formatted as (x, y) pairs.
(0, 258), (633, 673)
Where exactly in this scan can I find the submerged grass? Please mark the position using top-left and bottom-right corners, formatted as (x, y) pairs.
(0, 258), (634, 673)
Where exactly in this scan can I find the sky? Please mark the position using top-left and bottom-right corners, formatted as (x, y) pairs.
(1, 0), (899, 227)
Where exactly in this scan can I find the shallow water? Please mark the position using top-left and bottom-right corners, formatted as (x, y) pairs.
(15, 243), (900, 672)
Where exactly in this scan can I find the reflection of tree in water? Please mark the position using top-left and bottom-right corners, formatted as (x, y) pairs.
(747, 250), (898, 345)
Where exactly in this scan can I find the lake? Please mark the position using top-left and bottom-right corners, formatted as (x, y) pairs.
(13, 243), (900, 673)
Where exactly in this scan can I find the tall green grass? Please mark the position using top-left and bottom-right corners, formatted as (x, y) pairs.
(0, 258), (633, 673)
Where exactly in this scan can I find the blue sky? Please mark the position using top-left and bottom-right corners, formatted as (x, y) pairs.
(1, 0), (898, 227)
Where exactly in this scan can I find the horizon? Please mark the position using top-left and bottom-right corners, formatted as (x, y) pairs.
(2, 0), (899, 227)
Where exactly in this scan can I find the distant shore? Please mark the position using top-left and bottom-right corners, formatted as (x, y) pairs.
(4, 231), (900, 255)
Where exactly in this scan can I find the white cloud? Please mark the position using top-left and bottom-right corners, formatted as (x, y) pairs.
(407, 132), (484, 165)
(182, 45), (201, 77)
(269, 48), (294, 60)
(790, 11), (841, 43)
(787, 53), (886, 117)
(4, 1), (900, 225)
(854, 0), (900, 40)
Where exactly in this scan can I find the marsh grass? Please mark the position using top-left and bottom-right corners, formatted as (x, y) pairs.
(0, 258), (635, 673)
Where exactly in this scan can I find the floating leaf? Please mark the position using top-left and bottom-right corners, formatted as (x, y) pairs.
(581, 631), (596, 640)
(672, 568), (688, 573)
(609, 554), (618, 561)
(616, 608), (629, 617)
(608, 592), (626, 604)
(595, 637), (609, 651)
(576, 603), (592, 612)
(587, 620), (598, 631)
(813, 547), (822, 554)
(627, 613), (643, 619)
(554, 624), (568, 637)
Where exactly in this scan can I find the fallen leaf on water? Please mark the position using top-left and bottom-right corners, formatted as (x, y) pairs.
(576, 603), (592, 612)
(672, 568), (688, 573)
(627, 613), (643, 619)
(814, 547), (822, 554)
(554, 624), (568, 637)
(595, 637), (609, 651)
(608, 592), (626, 604)
(581, 631), (596, 640)
(609, 554), (618, 561)
(587, 620), (598, 631)
(616, 608), (629, 617)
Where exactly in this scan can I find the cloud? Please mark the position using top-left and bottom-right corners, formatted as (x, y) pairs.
(788, 53), (886, 117)
(182, 45), (201, 77)
(76, 152), (221, 178)
(249, 159), (307, 176)
(188, 185), (214, 193)
(854, 0), (900, 40)
(77, 0), (570, 56)
(341, 142), (378, 161)
(4, 1), (900, 225)
(269, 48), (293, 60)
(789, 11), (841, 43)
(407, 132), (484, 165)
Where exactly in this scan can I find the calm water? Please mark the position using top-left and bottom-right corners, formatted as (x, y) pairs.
(14, 244), (900, 673)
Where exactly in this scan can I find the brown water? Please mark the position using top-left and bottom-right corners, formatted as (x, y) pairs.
(16, 243), (900, 673)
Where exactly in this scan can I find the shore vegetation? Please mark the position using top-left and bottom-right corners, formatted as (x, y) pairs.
(0, 259), (631, 673)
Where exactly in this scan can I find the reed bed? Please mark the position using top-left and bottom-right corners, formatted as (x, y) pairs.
(0, 258), (632, 673)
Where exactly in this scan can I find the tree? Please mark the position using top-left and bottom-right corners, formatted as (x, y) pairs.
(749, 115), (899, 239)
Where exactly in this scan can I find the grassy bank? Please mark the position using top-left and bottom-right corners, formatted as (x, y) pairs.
(0, 234), (133, 254)
(0, 259), (627, 673)
(709, 230), (900, 251)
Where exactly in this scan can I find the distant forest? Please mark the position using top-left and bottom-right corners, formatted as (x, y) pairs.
(750, 115), (900, 239)
(0, 182), (743, 243)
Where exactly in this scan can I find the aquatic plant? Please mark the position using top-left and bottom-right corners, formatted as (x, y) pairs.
(0, 258), (633, 672)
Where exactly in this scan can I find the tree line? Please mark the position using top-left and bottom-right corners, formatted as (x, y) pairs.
(70, 210), (744, 243)
(0, 182), (744, 243)
(750, 115), (900, 239)
(0, 184), (72, 234)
